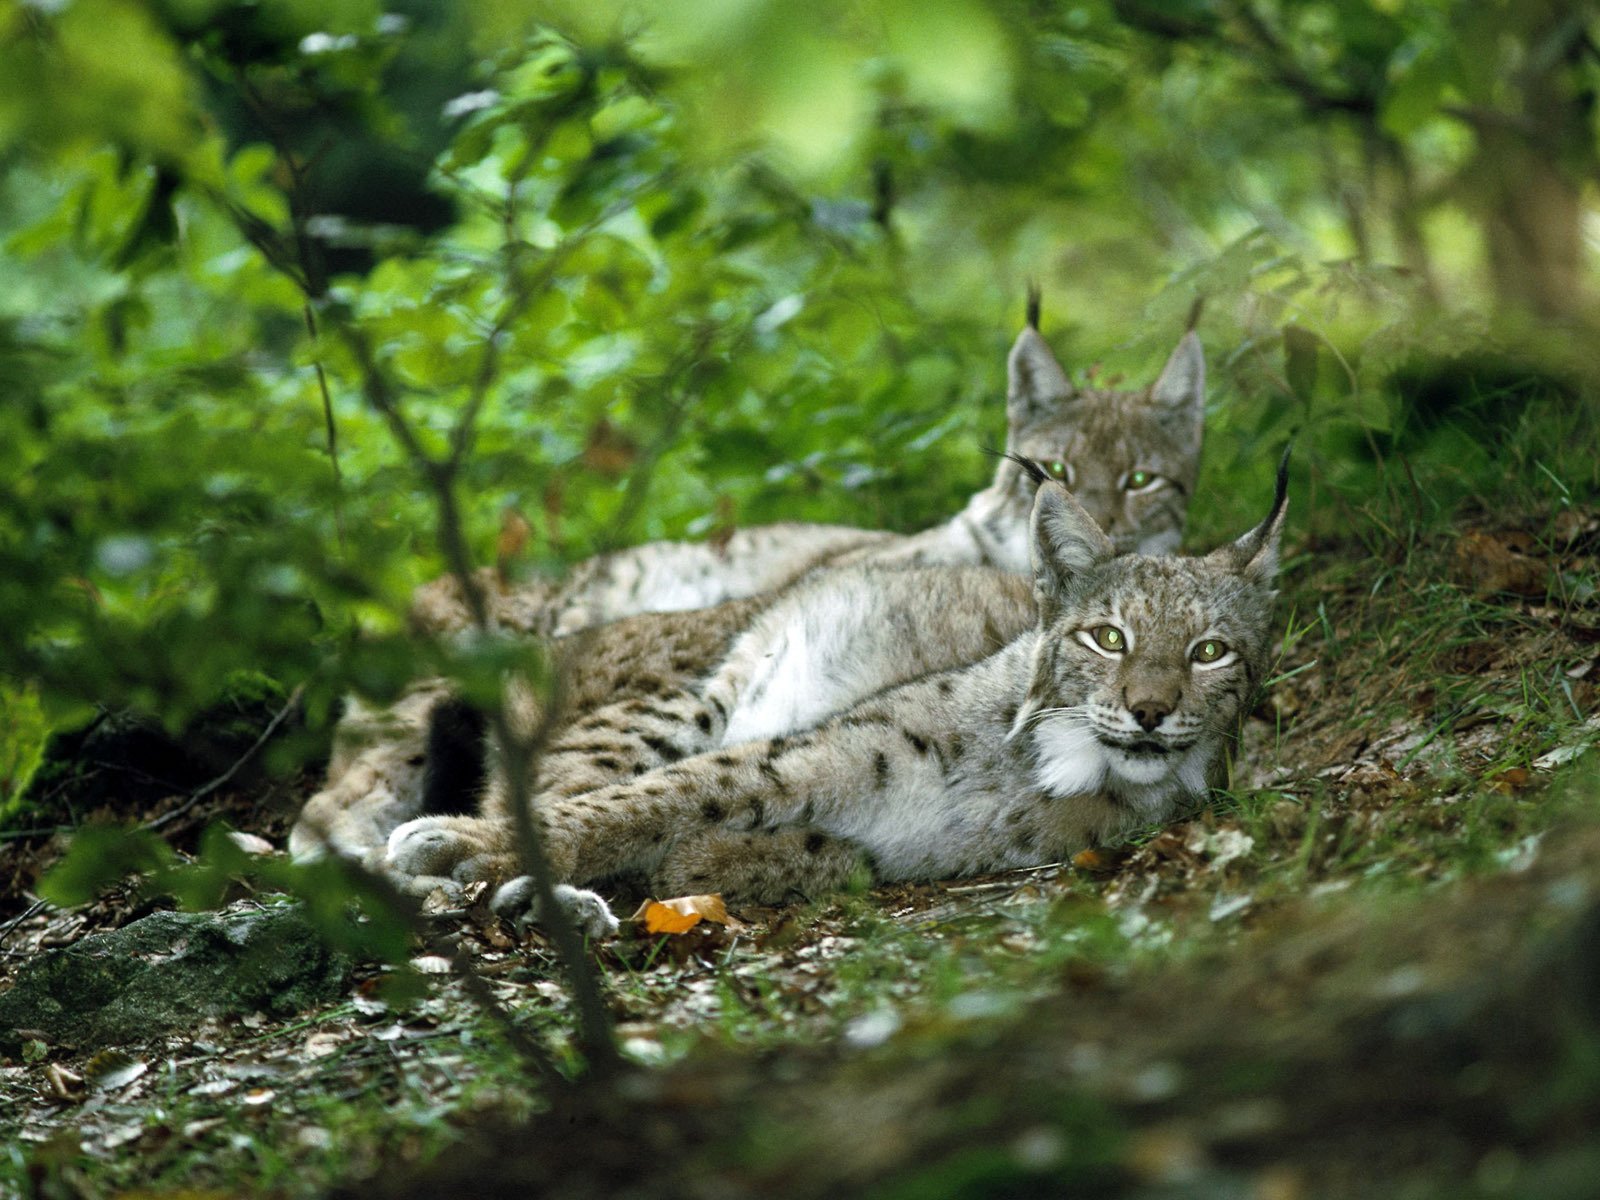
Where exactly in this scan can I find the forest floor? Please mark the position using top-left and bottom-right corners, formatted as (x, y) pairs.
(3, 497), (1599, 1199)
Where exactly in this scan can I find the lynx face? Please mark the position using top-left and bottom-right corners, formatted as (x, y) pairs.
(1005, 326), (1205, 556)
(1013, 459), (1283, 812)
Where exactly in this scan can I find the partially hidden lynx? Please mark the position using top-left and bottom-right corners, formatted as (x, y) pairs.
(389, 455), (1287, 937)
(290, 303), (1207, 863)
(408, 295), (1205, 642)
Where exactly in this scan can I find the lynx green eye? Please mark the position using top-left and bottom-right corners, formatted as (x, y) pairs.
(1125, 469), (1158, 492)
(1092, 625), (1126, 652)
(1192, 639), (1227, 664)
(1046, 460), (1068, 480)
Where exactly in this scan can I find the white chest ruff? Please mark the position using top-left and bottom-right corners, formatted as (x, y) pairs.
(1028, 716), (1111, 798)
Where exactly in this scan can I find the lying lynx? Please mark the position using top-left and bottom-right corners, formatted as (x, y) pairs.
(391, 456), (1286, 936)
(291, 305), (1207, 862)
(408, 295), (1206, 641)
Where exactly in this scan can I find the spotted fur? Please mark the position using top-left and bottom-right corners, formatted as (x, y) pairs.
(387, 461), (1287, 931)
(292, 307), (1209, 864)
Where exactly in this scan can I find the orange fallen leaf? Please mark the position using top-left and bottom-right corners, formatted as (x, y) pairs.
(630, 893), (746, 935)
(1072, 847), (1129, 874)
(635, 901), (702, 934)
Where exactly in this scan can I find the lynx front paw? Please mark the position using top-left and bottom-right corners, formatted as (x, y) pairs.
(385, 816), (508, 884)
(490, 877), (620, 941)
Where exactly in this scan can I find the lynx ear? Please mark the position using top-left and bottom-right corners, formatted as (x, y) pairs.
(1007, 324), (1074, 428)
(1216, 448), (1290, 583)
(1150, 330), (1206, 428)
(1031, 481), (1115, 611)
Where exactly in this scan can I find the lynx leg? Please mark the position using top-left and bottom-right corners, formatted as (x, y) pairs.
(289, 680), (456, 861)
(386, 814), (516, 883)
(485, 827), (867, 933)
(522, 689), (728, 802)
(490, 878), (620, 940)
(651, 827), (869, 904)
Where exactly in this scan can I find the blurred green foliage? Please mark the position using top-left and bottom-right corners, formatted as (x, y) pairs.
(1, 0), (1597, 831)
(38, 821), (417, 963)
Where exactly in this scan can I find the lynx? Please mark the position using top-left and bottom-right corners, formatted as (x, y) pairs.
(406, 294), (1206, 641)
(291, 304), (1207, 862)
(390, 456), (1287, 937)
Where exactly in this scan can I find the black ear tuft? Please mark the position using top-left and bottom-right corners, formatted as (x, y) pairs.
(1000, 450), (1051, 485)
(1266, 441), (1292, 529)
(1218, 441), (1292, 581)
(1185, 295), (1205, 332)
(1026, 283), (1042, 331)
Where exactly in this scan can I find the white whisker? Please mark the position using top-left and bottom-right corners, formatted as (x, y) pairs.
(1021, 703), (1090, 730)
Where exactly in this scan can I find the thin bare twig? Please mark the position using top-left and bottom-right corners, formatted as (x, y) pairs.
(144, 684), (306, 833)
(0, 898), (49, 948)
(303, 303), (347, 551)
(314, 319), (621, 1068)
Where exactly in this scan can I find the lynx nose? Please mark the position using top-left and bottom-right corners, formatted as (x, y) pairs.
(1128, 698), (1173, 732)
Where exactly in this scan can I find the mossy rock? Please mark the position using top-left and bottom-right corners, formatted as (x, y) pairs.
(0, 903), (351, 1052)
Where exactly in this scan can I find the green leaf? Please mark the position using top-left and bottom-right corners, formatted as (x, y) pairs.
(37, 826), (177, 907)
(1283, 324), (1321, 406)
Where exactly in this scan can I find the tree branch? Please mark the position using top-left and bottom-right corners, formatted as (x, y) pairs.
(210, 87), (623, 1068)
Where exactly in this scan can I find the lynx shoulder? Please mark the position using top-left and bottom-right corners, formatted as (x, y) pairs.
(390, 457), (1288, 937)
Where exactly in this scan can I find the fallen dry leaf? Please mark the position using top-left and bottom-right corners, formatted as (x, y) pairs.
(1072, 847), (1130, 874)
(1552, 507), (1600, 548)
(631, 894), (747, 935)
(303, 1032), (345, 1060)
(85, 1050), (147, 1093)
(637, 901), (701, 934)
(1488, 767), (1532, 794)
(43, 1063), (85, 1102)
(1452, 530), (1549, 597)
(225, 831), (276, 856)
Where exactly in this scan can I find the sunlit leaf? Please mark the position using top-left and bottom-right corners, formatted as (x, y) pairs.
(631, 893), (745, 934)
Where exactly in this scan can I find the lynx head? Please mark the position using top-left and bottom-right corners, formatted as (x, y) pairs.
(1009, 453), (1287, 816)
(1001, 293), (1205, 555)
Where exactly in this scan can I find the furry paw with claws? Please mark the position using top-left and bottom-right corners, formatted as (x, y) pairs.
(490, 877), (620, 941)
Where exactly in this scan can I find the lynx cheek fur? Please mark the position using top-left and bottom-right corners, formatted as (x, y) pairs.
(293, 305), (1208, 865)
(479, 457), (1286, 935)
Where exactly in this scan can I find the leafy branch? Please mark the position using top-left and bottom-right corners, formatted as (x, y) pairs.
(211, 82), (637, 1075)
